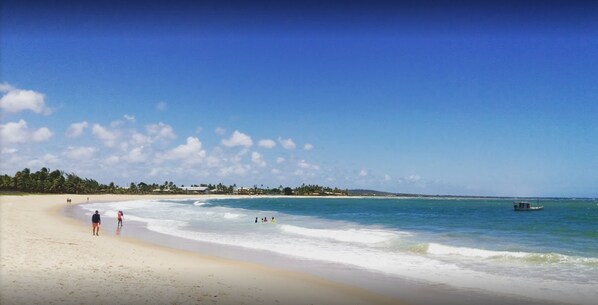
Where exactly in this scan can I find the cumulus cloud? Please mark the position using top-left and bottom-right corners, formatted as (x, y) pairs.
(222, 130), (253, 148)
(123, 114), (136, 122)
(276, 157), (285, 164)
(126, 146), (148, 163)
(66, 121), (88, 138)
(0, 120), (28, 144)
(258, 139), (276, 149)
(0, 119), (53, 144)
(156, 101), (167, 111)
(146, 122), (176, 141)
(64, 146), (96, 160)
(159, 137), (206, 163)
(92, 124), (119, 147)
(303, 143), (314, 151)
(26, 153), (59, 168)
(359, 170), (368, 177)
(131, 132), (152, 146)
(32, 127), (54, 142)
(278, 137), (296, 150)
(0, 83), (52, 115)
(251, 151), (266, 167)
(0, 83), (15, 92)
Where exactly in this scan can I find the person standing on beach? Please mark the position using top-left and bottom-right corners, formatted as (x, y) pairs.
(117, 210), (123, 227)
(92, 210), (101, 236)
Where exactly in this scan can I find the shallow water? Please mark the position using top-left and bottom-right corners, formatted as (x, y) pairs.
(75, 197), (598, 305)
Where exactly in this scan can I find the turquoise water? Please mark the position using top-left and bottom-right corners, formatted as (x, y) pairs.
(214, 197), (598, 258)
(80, 197), (598, 304)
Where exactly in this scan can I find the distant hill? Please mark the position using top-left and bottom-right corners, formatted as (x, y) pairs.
(347, 189), (559, 199)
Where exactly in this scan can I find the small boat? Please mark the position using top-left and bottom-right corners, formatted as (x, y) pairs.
(513, 201), (544, 211)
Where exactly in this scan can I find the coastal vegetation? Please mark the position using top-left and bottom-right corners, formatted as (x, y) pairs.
(0, 168), (348, 196)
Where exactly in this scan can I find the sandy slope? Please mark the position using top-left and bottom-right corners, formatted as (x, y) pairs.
(0, 194), (402, 305)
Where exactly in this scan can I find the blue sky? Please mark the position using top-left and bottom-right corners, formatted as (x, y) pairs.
(1, 1), (597, 197)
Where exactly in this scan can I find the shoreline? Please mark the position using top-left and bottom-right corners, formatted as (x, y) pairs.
(1, 194), (573, 305)
(65, 195), (565, 305)
(0, 194), (401, 305)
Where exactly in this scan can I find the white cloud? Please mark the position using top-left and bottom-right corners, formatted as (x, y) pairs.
(222, 130), (253, 148)
(160, 137), (206, 163)
(131, 132), (152, 145)
(0, 119), (53, 144)
(32, 127), (54, 142)
(218, 164), (249, 177)
(303, 143), (314, 151)
(384, 174), (392, 181)
(66, 121), (88, 138)
(215, 127), (227, 136)
(123, 114), (136, 122)
(251, 151), (266, 167)
(206, 155), (222, 167)
(26, 153), (59, 168)
(298, 160), (320, 170)
(1, 148), (18, 154)
(359, 170), (368, 177)
(258, 139), (276, 149)
(0, 120), (29, 144)
(0, 83), (15, 93)
(64, 146), (96, 160)
(0, 83), (51, 115)
(276, 157), (286, 164)
(278, 137), (296, 150)
(156, 101), (167, 111)
(146, 122), (176, 141)
(92, 124), (119, 147)
(105, 155), (120, 165)
(127, 146), (148, 163)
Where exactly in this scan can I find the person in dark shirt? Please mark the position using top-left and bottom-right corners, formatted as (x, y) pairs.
(91, 210), (101, 236)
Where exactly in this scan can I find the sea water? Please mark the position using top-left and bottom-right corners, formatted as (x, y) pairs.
(77, 197), (598, 304)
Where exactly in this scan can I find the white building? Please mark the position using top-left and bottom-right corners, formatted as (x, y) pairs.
(180, 186), (210, 194)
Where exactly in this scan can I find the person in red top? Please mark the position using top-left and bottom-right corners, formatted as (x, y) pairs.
(117, 210), (123, 227)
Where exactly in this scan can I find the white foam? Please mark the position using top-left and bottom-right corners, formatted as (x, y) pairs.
(428, 243), (528, 259)
(223, 212), (243, 219)
(427, 243), (598, 267)
(280, 224), (402, 244)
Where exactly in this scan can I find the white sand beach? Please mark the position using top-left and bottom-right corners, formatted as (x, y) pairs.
(0, 194), (401, 305)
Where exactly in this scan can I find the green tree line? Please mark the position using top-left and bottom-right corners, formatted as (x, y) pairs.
(0, 168), (348, 196)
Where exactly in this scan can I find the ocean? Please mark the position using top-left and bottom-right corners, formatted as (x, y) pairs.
(73, 197), (598, 305)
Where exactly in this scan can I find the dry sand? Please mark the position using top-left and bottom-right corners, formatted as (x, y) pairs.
(0, 194), (404, 305)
